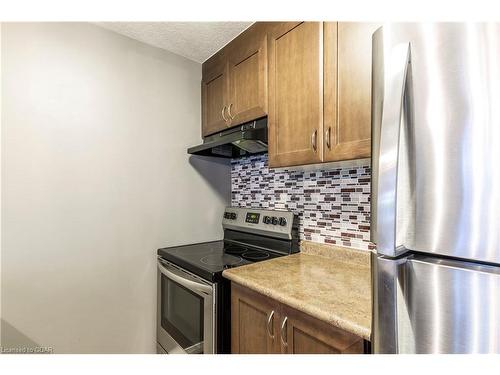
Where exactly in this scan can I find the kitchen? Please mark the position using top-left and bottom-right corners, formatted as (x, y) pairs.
(1, 0), (500, 373)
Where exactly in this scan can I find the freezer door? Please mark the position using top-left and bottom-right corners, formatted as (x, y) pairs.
(373, 253), (500, 353)
(371, 23), (500, 264)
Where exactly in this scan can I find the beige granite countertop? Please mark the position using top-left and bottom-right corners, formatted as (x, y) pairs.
(222, 241), (372, 340)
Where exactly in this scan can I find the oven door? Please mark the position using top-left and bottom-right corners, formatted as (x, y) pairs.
(157, 258), (215, 354)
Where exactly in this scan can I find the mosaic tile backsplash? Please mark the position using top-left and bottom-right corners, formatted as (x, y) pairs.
(231, 154), (374, 251)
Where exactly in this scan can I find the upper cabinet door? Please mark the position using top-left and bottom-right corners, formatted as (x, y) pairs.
(202, 52), (229, 136)
(268, 22), (324, 168)
(324, 22), (380, 162)
(227, 26), (268, 126)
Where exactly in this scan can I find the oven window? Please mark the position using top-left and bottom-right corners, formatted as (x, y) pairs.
(161, 274), (204, 349)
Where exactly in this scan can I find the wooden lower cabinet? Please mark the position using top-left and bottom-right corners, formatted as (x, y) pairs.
(231, 282), (280, 353)
(231, 282), (365, 354)
(281, 305), (364, 354)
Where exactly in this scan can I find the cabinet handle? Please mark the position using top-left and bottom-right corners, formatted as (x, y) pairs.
(326, 126), (331, 149)
(280, 316), (288, 347)
(266, 310), (275, 339)
(221, 106), (228, 122)
(311, 130), (318, 152)
(227, 103), (235, 120)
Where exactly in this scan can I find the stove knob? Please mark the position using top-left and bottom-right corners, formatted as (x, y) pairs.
(271, 216), (278, 225)
(279, 217), (287, 226)
(230, 212), (237, 220)
(263, 216), (271, 224)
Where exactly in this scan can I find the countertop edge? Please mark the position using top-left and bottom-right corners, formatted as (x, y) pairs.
(222, 264), (371, 341)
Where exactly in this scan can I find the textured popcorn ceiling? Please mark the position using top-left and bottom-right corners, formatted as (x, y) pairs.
(96, 22), (253, 63)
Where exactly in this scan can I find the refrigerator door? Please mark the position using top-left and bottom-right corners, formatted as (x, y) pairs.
(373, 253), (500, 353)
(371, 23), (500, 264)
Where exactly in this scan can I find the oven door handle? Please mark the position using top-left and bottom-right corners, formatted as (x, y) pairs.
(158, 259), (213, 296)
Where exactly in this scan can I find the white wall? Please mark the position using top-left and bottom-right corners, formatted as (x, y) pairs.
(1, 22), (230, 353)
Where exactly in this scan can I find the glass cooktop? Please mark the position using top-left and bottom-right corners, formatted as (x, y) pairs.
(157, 240), (282, 282)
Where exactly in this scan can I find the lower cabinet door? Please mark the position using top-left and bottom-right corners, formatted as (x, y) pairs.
(231, 282), (365, 354)
(280, 306), (364, 354)
(231, 283), (280, 354)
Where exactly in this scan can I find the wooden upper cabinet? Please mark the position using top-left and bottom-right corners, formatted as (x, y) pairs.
(202, 51), (229, 136)
(201, 21), (378, 165)
(268, 22), (324, 168)
(201, 23), (270, 137)
(324, 22), (380, 162)
(231, 283), (280, 354)
(227, 25), (268, 126)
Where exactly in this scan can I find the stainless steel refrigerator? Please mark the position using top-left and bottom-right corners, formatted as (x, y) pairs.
(371, 23), (500, 354)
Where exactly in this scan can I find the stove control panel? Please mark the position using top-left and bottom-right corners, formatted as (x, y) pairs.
(245, 212), (260, 224)
(222, 207), (295, 240)
(224, 212), (237, 220)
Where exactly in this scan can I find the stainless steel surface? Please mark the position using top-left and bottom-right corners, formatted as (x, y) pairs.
(187, 117), (268, 158)
(184, 342), (204, 354)
(157, 259), (213, 295)
(372, 23), (500, 354)
(375, 42), (412, 257)
(374, 254), (500, 353)
(370, 27), (383, 244)
(280, 316), (288, 347)
(326, 126), (331, 149)
(311, 129), (317, 151)
(222, 207), (295, 240)
(157, 325), (192, 354)
(267, 310), (275, 339)
(372, 252), (407, 353)
(221, 105), (228, 122)
(156, 258), (215, 354)
(371, 23), (500, 264)
(156, 343), (167, 354)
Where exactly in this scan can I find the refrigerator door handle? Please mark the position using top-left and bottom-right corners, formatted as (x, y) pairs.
(376, 42), (411, 257)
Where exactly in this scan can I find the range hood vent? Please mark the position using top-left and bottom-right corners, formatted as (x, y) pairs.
(187, 117), (268, 158)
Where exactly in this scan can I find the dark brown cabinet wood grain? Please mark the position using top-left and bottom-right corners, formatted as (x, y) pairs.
(227, 24), (268, 126)
(201, 21), (380, 165)
(267, 21), (378, 167)
(202, 50), (229, 136)
(230, 282), (364, 354)
(324, 22), (381, 162)
(231, 282), (280, 354)
(281, 304), (364, 354)
(201, 23), (270, 137)
(267, 22), (324, 168)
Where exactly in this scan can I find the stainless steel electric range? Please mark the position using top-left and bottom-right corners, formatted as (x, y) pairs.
(156, 207), (298, 354)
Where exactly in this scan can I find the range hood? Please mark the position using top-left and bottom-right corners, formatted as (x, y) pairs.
(187, 117), (268, 158)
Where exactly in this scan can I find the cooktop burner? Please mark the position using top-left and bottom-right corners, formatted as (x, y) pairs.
(200, 253), (243, 266)
(241, 250), (270, 261)
(224, 243), (272, 261)
(224, 244), (247, 255)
